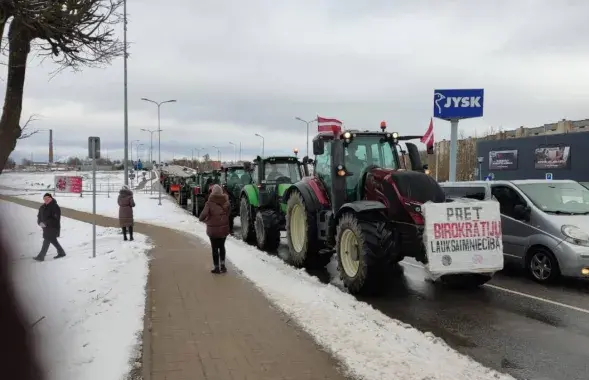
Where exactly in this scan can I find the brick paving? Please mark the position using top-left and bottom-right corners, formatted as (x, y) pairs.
(0, 195), (349, 380)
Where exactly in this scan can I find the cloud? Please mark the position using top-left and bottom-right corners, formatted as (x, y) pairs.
(5, 0), (589, 163)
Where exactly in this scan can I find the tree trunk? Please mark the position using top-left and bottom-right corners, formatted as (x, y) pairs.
(0, 19), (31, 175)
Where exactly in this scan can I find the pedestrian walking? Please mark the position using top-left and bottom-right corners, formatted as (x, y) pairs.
(199, 184), (230, 273)
(34, 193), (66, 262)
(118, 185), (136, 241)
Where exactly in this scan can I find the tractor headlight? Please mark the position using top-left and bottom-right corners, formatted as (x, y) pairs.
(336, 165), (347, 176)
(343, 132), (352, 139)
(392, 132), (399, 139)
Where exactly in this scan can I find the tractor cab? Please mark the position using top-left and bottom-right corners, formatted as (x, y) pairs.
(190, 170), (221, 217)
(220, 163), (252, 199)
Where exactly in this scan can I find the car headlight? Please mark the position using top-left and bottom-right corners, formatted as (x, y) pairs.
(561, 225), (589, 247)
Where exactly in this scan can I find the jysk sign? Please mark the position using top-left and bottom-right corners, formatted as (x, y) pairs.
(433, 89), (484, 120)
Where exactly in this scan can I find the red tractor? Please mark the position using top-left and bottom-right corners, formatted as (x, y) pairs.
(284, 125), (449, 295)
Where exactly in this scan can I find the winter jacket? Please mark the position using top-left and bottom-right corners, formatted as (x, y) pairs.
(118, 189), (135, 228)
(37, 199), (61, 240)
(199, 193), (230, 238)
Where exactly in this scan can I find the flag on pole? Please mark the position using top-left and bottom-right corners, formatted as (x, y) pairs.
(421, 118), (434, 154)
(317, 116), (343, 133)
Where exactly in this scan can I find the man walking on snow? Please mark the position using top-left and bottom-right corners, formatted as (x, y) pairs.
(34, 193), (66, 262)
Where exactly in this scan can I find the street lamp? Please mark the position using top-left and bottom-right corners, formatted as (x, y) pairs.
(130, 139), (140, 166)
(141, 97), (177, 206)
(140, 128), (161, 165)
(212, 145), (221, 162)
(229, 142), (237, 163)
(255, 133), (264, 158)
(295, 117), (316, 158)
(135, 143), (144, 165)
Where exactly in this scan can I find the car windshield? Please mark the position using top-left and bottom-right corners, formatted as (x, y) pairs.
(264, 162), (301, 182)
(516, 182), (589, 214)
(345, 136), (398, 171)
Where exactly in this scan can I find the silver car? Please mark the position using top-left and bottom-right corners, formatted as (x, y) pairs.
(442, 180), (589, 283)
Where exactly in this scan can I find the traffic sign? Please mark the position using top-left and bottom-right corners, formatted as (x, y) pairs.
(88, 137), (101, 159)
(545, 173), (553, 180)
(433, 89), (484, 120)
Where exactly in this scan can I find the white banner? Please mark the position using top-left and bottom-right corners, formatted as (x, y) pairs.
(422, 201), (504, 275)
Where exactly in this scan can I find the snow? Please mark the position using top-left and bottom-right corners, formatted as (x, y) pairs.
(0, 172), (515, 380)
(0, 200), (152, 380)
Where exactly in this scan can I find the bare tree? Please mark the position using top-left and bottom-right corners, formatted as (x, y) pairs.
(0, 0), (124, 175)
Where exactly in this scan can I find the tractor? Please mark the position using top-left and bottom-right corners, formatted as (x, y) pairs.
(283, 124), (468, 295)
(220, 163), (252, 230)
(191, 170), (221, 217)
(240, 154), (310, 251)
(177, 174), (197, 207)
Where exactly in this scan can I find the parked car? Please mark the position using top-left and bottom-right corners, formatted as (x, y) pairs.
(441, 179), (589, 283)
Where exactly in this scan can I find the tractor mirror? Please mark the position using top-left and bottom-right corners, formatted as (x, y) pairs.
(302, 155), (313, 165)
(405, 142), (424, 172)
(313, 139), (324, 155)
(256, 155), (262, 162)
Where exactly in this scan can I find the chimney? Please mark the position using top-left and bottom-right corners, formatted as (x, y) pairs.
(48, 129), (54, 164)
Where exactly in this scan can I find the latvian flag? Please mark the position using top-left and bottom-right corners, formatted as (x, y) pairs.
(317, 116), (343, 133)
(421, 118), (435, 154)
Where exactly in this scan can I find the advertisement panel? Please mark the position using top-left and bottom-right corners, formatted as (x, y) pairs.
(488, 149), (518, 170)
(422, 201), (504, 276)
(534, 145), (570, 169)
(54, 176), (83, 193)
(433, 89), (484, 120)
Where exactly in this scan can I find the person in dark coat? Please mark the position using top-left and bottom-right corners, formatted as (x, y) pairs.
(199, 184), (230, 273)
(34, 193), (66, 262)
(117, 185), (135, 241)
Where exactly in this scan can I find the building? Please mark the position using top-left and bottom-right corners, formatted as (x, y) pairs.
(435, 118), (589, 155)
(475, 118), (589, 182)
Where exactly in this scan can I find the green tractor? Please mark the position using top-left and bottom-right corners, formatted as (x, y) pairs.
(177, 174), (198, 207)
(190, 170), (221, 217)
(239, 155), (309, 251)
(220, 163), (252, 230)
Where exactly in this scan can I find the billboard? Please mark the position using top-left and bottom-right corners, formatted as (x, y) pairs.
(534, 145), (570, 169)
(433, 89), (484, 120)
(54, 176), (83, 193)
(489, 149), (518, 170)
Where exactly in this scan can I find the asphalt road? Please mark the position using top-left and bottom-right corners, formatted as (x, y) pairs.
(177, 190), (589, 380)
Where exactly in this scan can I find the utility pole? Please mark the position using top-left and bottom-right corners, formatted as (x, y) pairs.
(123, 0), (129, 185)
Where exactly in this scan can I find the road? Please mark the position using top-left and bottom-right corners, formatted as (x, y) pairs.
(170, 185), (589, 380)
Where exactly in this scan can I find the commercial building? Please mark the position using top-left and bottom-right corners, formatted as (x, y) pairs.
(474, 118), (589, 181)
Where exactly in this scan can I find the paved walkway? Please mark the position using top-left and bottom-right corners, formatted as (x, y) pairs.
(0, 195), (349, 380)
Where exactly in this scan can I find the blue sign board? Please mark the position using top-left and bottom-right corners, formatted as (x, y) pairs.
(433, 89), (484, 120)
(545, 172), (552, 180)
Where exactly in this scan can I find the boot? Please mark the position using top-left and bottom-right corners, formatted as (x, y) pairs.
(129, 226), (134, 241)
(33, 256), (44, 262)
(122, 227), (128, 241)
(54, 253), (66, 259)
(211, 266), (221, 274)
(220, 260), (227, 273)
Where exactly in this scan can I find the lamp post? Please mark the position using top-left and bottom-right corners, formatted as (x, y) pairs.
(141, 97), (177, 205)
(135, 143), (144, 165)
(255, 133), (264, 158)
(123, 0), (129, 185)
(212, 145), (221, 162)
(295, 117), (316, 157)
(141, 128), (160, 194)
(229, 142), (237, 163)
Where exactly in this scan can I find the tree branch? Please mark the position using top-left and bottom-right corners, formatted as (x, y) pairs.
(17, 114), (40, 139)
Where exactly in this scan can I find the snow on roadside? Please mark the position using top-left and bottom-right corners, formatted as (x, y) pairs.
(0, 171), (126, 191)
(5, 189), (516, 379)
(0, 200), (152, 380)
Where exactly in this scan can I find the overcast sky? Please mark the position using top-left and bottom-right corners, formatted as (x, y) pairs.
(6, 0), (589, 163)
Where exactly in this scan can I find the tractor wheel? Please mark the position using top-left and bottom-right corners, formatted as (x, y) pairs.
(240, 196), (256, 244)
(286, 191), (324, 268)
(336, 212), (385, 295)
(254, 210), (281, 252)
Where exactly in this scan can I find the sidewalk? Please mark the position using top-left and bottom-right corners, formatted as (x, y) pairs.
(0, 195), (349, 380)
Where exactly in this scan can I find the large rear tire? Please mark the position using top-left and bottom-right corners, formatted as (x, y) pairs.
(336, 213), (386, 295)
(255, 210), (281, 252)
(286, 191), (325, 268)
(240, 196), (256, 244)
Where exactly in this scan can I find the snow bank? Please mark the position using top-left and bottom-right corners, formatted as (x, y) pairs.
(7, 192), (516, 379)
(0, 201), (152, 380)
(0, 170), (126, 191)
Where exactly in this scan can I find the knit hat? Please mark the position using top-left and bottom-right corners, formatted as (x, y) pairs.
(211, 184), (223, 195)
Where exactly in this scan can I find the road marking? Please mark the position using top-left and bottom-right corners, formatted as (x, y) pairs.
(401, 261), (589, 315)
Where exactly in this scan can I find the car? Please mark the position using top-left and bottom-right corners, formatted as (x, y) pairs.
(442, 179), (589, 283)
